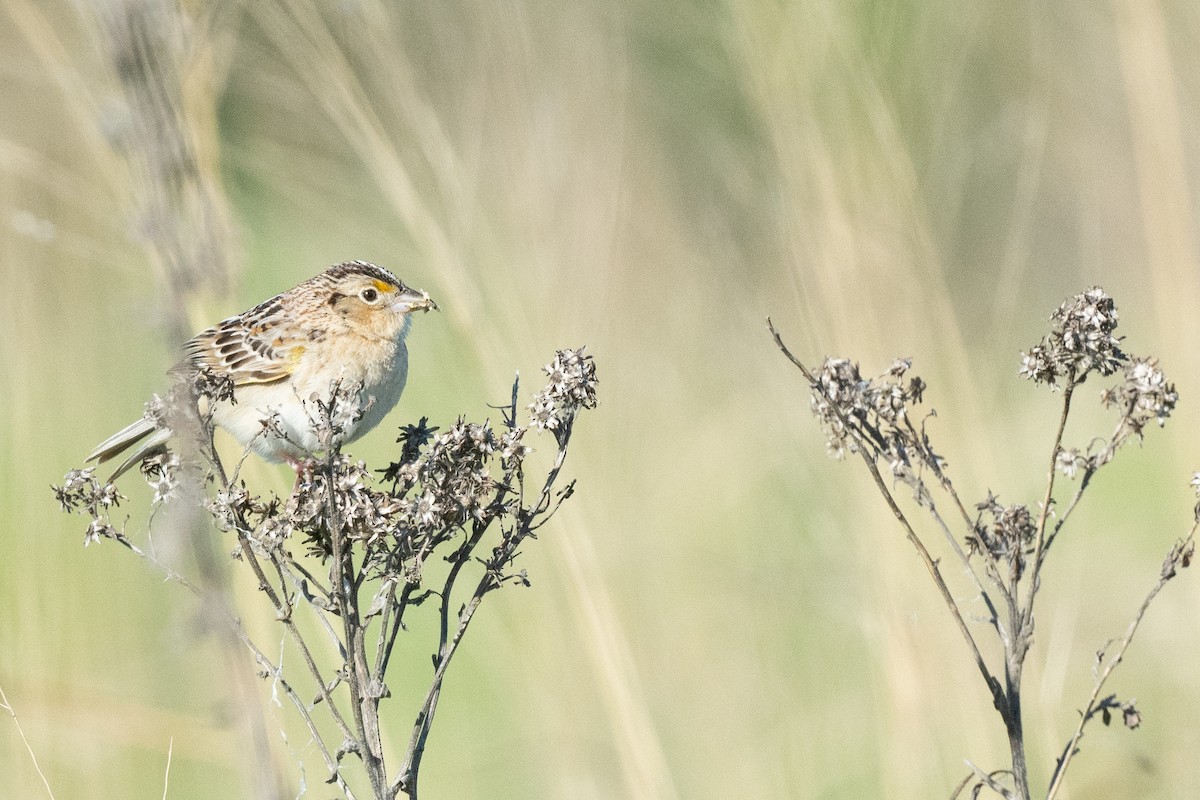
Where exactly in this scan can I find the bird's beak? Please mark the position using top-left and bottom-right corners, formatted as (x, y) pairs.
(394, 287), (438, 314)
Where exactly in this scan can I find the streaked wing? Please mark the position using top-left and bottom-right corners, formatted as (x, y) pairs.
(178, 297), (306, 385)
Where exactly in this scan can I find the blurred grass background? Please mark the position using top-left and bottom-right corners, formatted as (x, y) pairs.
(3, 1), (1200, 797)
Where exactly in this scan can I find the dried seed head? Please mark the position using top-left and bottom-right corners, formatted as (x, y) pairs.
(1020, 287), (1125, 387)
(967, 492), (1036, 575)
(808, 356), (924, 461)
(1103, 357), (1178, 440)
(528, 347), (598, 433)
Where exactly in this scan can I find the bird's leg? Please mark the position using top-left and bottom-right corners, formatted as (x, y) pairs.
(285, 454), (315, 494)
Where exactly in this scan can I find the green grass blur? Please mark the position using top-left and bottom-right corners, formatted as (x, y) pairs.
(3, 2), (1200, 798)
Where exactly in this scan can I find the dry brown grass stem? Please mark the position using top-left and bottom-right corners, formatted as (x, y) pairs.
(0, 683), (56, 800)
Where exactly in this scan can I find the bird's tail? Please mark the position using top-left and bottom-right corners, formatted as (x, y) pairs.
(87, 417), (171, 481)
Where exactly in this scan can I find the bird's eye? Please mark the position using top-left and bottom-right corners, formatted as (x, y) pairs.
(361, 288), (379, 303)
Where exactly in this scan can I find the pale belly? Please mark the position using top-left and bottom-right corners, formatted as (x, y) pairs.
(211, 341), (409, 463)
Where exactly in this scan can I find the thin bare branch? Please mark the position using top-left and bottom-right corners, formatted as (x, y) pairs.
(0, 683), (56, 800)
(1044, 523), (1197, 800)
(1023, 380), (1075, 626)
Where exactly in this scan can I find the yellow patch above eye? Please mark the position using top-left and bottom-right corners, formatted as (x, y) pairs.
(371, 279), (396, 294)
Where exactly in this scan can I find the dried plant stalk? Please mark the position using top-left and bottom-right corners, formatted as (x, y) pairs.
(56, 348), (598, 799)
(770, 288), (1194, 800)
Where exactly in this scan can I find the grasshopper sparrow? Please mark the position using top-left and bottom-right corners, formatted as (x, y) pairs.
(88, 261), (437, 479)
